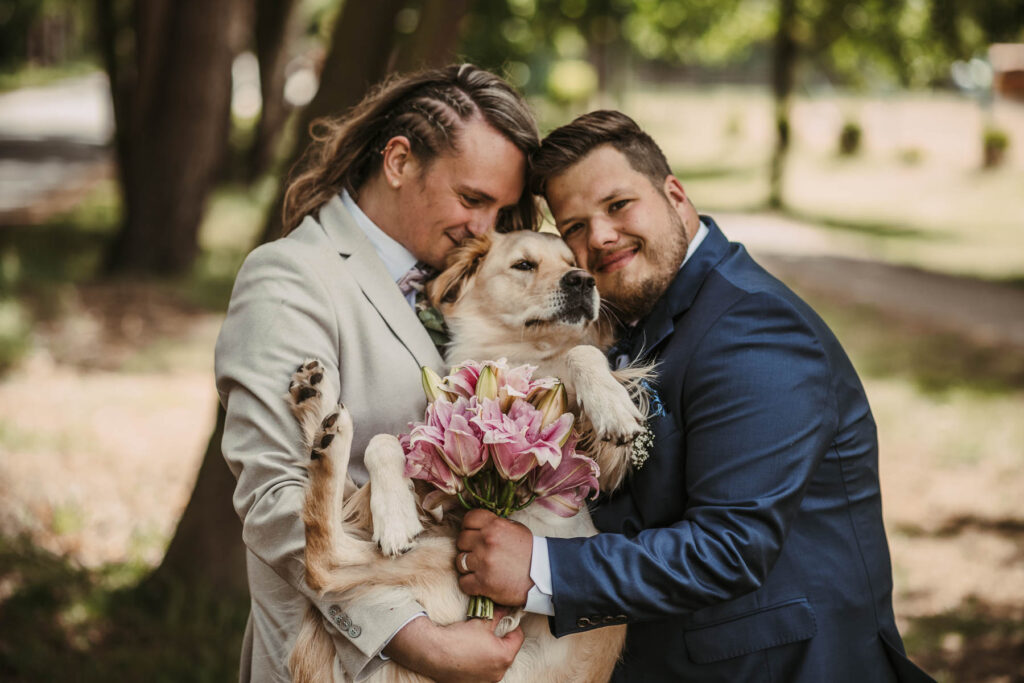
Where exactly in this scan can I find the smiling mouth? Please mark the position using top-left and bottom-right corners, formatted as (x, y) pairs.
(596, 247), (638, 273)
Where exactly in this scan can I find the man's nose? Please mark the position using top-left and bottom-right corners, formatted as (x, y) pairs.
(466, 207), (499, 237)
(588, 217), (619, 249)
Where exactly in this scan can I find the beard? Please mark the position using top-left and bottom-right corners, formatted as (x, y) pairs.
(600, 204), (689, 322)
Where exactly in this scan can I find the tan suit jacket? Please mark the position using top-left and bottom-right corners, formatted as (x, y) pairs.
(215, 195), (445, 682)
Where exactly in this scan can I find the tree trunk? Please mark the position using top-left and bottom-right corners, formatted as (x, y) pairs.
(150, 0), (471, 599)
(768, 0), (798, 209)
(246, 0), (302, 183)
(392, 0), (470, 74)
(148, 405), (248, 595)
(101, 0), (244, 275)
(258, 0), (407, 243)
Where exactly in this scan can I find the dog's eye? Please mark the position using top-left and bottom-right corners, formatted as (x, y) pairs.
(511, 259), (536, 271)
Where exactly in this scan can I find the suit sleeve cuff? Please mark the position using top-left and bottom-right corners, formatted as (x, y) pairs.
(377, 611), (427, 661)
(525, 535), (555, 616)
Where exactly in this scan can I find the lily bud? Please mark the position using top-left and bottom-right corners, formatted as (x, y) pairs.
(421, 366), (449, 403)
(475, 364), (499, 401)
(534, 382), (569, 430)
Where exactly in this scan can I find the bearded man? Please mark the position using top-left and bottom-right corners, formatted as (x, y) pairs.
(456, 111), (934, 682)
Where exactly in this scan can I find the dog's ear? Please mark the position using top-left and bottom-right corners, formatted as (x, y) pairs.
(426, 234), (492, 310)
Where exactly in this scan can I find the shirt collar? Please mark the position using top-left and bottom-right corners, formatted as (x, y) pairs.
(340, 189), (417, 283)
(682, 219), (710, 269)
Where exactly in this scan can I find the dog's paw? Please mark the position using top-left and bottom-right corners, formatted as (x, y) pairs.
(493, 609), (524, 638)
(568, 345), (645, 446)
(289, 359), (325, 407)
(586, 381), (645, 446)
(366, 434), (423, 557)
(308, 404), (352, 467)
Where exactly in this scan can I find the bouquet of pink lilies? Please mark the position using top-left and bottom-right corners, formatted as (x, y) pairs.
(401, 359), (600, 618)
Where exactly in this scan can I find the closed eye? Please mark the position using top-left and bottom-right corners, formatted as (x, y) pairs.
(511, 259), (536, 271)
(562, 222), (584, 239)
(460, 193), (483, 208)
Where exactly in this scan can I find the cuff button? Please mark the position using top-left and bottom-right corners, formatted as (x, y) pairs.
(348, 625), (362, 638)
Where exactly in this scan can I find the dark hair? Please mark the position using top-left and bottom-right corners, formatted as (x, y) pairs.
(529, 110), (671, 197)
(283, 64), (539, 235)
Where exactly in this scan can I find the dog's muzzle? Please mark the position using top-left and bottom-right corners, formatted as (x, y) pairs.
(556, 269), (599, 322)
(560, 269), (596, 294)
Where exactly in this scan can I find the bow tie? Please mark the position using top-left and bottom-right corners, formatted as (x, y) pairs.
(397, 261), (436, 298)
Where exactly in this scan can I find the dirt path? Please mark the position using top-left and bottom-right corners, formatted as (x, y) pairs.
(720, 211), (1024, 350)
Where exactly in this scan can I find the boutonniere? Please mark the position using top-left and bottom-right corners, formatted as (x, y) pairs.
(630, 379), (665, 471)
(415, 290), (450, 350)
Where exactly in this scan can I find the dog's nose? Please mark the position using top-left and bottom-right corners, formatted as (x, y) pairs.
(561, 269), (595, 292)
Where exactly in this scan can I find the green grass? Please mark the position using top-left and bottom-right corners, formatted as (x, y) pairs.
(0, 534), (248, 683)
(0, 62), (99, 93)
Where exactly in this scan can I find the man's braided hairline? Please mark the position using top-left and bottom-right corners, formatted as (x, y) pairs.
(376, 84), (480, 164)
(281, 64), (540, 236)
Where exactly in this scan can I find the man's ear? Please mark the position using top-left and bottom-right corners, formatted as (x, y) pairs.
(662, 175), (688, 209)
(381, 135), (413, 188)
(426, 234), (492, 310)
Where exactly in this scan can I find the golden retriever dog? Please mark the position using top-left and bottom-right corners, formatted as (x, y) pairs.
(287, 230), (650, 682)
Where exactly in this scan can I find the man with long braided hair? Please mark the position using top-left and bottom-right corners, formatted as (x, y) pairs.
(215, 64), (538, 682)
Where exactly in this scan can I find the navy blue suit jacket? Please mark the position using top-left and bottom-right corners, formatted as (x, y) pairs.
(547, 218), (933, 682)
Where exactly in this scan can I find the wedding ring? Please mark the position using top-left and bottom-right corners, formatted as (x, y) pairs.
(458, 552), (470, 573)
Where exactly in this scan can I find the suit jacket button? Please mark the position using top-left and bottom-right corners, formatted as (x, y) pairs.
(348, 625), (362, 638)
(576, 617), (592, 627)
(328, 605), (340, 618)
(340, 616), (352, 630)
(602, 615), (617, 624)
(615, 614), (628, 623)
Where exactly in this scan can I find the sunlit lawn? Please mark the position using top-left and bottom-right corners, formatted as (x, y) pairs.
(617, 86), (1024, 280)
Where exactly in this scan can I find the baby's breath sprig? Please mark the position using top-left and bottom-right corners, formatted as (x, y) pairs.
(630, 424), (655, 470)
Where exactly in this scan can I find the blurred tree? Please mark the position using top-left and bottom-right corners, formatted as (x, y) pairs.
(0, 0), (92, 71)
(152, 0), (470, 597)
(97, 0), (249, 275)
(245, 0), (304, 183)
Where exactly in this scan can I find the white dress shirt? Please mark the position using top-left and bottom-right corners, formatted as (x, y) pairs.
(340, 189), (419, 307)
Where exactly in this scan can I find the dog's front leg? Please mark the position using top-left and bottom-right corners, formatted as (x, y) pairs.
(566, 345), (644, 444)
(365, 435), (424, 557)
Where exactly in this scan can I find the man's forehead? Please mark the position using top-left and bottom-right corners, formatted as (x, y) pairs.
(447, 122), (526, 204)
(547, 147), (642, 215)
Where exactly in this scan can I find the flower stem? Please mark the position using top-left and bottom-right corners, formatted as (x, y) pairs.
(467, 595), (494, 619)
(462, 476), (494, 509)
(513, 493), (536, 511)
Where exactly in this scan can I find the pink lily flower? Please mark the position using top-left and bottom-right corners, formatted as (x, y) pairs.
(478, 399), (574, 480)
(440, 410), (488, 476)
(402, 433), (461, 495)
(441, 361), (482, 399)
(531, 436), (600, 517)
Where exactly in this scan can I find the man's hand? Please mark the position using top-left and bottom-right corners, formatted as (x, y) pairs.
(456, 509), (534, 607)
(383, 614), (524, 682)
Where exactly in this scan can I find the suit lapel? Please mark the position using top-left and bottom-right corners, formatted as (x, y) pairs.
(317, 195), (442, 369)
(630, 216), (731, 362)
